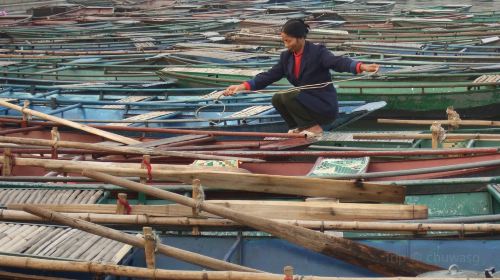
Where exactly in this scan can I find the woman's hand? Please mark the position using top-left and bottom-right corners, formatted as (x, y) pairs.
(223, 84), (246, 96)
(360, 63), (380, 73)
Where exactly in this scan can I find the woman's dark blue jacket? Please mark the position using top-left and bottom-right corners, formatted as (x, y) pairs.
(245, 41), (360, 119)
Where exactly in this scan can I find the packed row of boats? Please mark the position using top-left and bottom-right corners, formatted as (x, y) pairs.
(0, 0), (498, 279)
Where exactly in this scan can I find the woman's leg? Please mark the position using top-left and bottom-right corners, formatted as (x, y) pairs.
(280, 92), (318, 129)
(272, 93), (298, 129)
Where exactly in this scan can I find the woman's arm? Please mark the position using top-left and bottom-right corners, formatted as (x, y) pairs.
(224, 53), (286, 95)
(319, 45), (379, 74)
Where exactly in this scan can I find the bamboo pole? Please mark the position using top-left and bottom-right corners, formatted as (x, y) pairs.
(20, 205), (260, 273)
(80, 170), (440, 276)
(172, 147), (500, 158)
(320, 159), (500, 180)
(0, 254), (470, 280)
(378, 119), (500, 127)
(0, 100), (140, 145)
(353, 133), (500, 141)
(9, 202), (426, 221)
(3, 209), (500, 233)
(0, 117), (305, 139)
(192, 179), (202, 235)
(0, 255), (277, 280)
(14, 157), (404, 203)
(0, 135), (262, 162)
(143, 227), (156, 269)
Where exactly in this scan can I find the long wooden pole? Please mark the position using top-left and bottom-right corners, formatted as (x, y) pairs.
(353, 133), (500, 140)
(0, 117), (305, 139)
(0, 255), (283, 280)
(378, 119), (500, 127)
(0, 135), (262, 162)
(0, 255), (468, 280)
(81, 170), (441, 276)
(20, 205), (260, 273)
(0, 156), (248, 174)
(15, 157), (404, 203)
(8, 201), (427, 221)
(3, 209), (500, 233)
(0, 100), (140, 145)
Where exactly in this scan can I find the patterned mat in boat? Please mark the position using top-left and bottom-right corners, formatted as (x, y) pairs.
(307, 157), (370, 177)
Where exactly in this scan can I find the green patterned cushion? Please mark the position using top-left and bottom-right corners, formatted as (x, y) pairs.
(307, 157), (370, 177)
(191, 159), (240, 168)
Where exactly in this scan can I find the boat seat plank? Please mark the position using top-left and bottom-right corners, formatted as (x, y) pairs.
(0, 222), (130, 264)
(107, 111), (177, 127)
(227, 105), (274, 118)
(473, 74), (500, 84)
(101, 96), (150, 109)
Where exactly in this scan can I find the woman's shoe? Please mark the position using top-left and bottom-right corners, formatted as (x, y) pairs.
(300, 129), (323, 139)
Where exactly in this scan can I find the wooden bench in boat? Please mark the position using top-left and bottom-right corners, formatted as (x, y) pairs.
(101, 96), (150, 109)
(0, 222), (132, 264)
(107, 110), (178, 127)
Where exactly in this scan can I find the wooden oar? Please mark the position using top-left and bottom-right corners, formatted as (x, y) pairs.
(0, 100), (140, 145)
(19, 205), (260, 273)
(0, 136), (263, 162)
(16, 158), (404, 203)
(80, 170), (440, 276)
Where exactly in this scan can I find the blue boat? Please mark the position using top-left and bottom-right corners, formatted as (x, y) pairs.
(0, 88), (387, 133)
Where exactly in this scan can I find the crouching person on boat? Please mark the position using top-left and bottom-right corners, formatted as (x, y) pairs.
(224, 19), (379, 138)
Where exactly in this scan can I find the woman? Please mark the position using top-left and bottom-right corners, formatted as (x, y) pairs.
(224, 19), (379, 137)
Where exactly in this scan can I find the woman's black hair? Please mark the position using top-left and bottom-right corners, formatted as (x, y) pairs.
(281, 19), (310, 38)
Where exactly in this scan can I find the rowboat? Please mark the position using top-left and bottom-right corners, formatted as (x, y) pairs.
(0, 89), (387, 132)
(157, 67), (500, 118)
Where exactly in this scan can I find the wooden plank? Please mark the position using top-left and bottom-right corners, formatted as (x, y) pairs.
(106, 111), (176, 127)
(101, 96), (150, 109)
(128, 134), (213, 148)
(260, 137), (315, 150)
(14, 201), (426, 221)
(37, 162), (404, 203)
(0, 100), (140, 145)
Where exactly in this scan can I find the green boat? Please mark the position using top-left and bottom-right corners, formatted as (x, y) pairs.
(157, 67), (500, 118)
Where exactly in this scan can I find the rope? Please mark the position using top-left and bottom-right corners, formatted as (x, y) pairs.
(141, 158), (153, 183)
(194, 91), (226, 125)
(118, 197), (132, 215)
(251, 69), (380, 95)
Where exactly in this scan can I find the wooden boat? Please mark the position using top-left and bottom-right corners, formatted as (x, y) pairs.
(404, 4), (473, 15)
(0, 89), (387, 132)
(157, 67), (500, 118)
